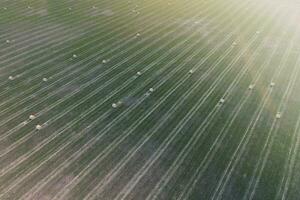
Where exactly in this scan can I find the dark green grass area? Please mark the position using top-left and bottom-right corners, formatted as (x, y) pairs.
(0, 0), (300, 199)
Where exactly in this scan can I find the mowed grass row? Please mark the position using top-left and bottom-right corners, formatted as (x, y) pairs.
(1, 0), (300, 200)
(0, 0), (247, 197)
(0, 0), (180, 95)
(0, 0), (227, 123)
(0, 1), (216, 84)
(0, 0), (173, 100)
(103, 6), (291, 200)
(0, 0), (127, 42)
(50, 5), (269, 198)
(0, 0), (239, 186)
(4, 0), (280, 199)
(78, 0), (282, 198)
(143, 7), (291, 200)
(0, 0), (216, 133)
(0, 0), (255, 197)
(0, 0), (229, 162)
(0, 0), (132, 66)
(0, 0), (169, 69)
(208, 16), (300, 200)
(0, 0), (246, 170)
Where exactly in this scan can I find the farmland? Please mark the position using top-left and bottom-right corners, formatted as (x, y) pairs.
(1, 0), (300, 199)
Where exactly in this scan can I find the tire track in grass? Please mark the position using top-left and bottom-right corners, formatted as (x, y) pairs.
(242, 25), (300, 200)
(145, 9), (285, 200)
(0, 0), (240, 197)
(210, 13), (297, 200)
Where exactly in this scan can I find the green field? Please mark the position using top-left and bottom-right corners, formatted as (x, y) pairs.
(0, 0), (300, 199)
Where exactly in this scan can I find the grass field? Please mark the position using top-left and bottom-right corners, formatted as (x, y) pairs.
(1, 0), (300, 199)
